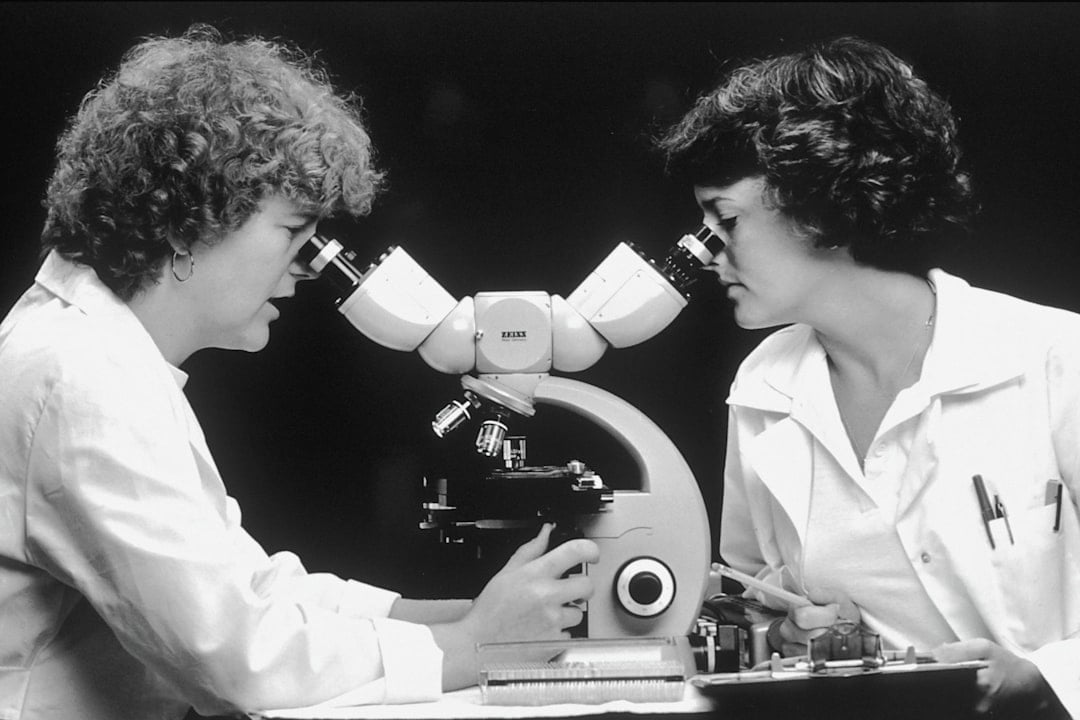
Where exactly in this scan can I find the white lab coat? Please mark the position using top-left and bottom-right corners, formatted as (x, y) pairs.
(0, 252), (443, 720)
(720, 269), (1080, 718)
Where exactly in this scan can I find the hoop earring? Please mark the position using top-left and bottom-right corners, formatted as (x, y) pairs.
(171, 250), (195, 282)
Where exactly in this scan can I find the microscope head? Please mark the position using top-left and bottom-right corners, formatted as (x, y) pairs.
(298, 225), (722, 457)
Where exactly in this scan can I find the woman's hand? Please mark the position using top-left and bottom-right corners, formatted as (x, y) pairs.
(772, 589), (862, 658)
(429, 523), (600, 690)
(467, 523), (599, 642)
(934, 639), (1068, 718)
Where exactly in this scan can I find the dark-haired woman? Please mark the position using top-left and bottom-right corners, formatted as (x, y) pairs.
(662, 37), (1077, 718)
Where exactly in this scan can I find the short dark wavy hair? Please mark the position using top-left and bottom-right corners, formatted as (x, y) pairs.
(42, 24), (385, 300)
(658, 36), (976, 275)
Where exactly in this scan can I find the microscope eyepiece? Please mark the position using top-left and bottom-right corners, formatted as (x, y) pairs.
(299, 235), (366, 296)
(694, 224), (725, 255)
(659, 224), (724, 294)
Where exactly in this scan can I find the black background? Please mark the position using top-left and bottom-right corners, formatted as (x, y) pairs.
(3, 2), (1080, 599)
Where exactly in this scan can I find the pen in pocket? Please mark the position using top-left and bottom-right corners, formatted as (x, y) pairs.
(1047, 480), (1064, 532)
(972, 474), (996, 550)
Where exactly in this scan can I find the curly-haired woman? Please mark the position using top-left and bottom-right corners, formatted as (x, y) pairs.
(661, 37), (1076, 718)
(0, 26), (597, 720)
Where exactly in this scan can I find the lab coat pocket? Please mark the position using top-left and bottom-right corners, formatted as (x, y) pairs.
(987, 502), (1080, 647)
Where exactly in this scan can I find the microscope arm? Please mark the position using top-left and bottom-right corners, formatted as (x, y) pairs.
(534, 376), (712, 637)
(534, 377), (685, 494)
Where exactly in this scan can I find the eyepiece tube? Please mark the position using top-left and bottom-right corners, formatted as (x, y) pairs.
(298, 235), (366, 297)
(694, 224), (725, 255)
(659, 225), (724, 294)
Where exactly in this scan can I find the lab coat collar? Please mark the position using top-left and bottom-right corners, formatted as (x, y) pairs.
(918, 269), (1026, 397)
(727, 269), (1027, 415)
(34, 251), (188, 389)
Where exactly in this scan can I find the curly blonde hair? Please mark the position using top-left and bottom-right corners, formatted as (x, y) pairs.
(42, 24), (384, 300)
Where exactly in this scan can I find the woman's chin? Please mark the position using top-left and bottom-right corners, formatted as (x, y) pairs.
(221, 325), (272, 353)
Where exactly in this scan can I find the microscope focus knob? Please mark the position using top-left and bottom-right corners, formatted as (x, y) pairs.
(615, 557), (675, 618)
(629, 572), (663, 605)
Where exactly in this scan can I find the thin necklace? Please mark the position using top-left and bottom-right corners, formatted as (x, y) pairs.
(837, 280), (937, 466)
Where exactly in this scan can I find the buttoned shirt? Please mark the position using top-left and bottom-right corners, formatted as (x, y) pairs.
(0, 252), (443, 720)
(721, 269), (1080, 717)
